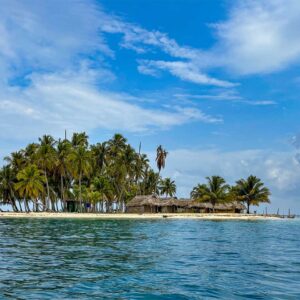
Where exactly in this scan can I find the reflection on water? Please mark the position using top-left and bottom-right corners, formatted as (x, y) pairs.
(1, 218), (300, 299)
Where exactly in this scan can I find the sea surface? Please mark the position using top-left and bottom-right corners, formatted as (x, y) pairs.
(0, 218), (300, 299)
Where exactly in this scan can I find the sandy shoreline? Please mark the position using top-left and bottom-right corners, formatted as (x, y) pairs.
(0, 212), (282, 220)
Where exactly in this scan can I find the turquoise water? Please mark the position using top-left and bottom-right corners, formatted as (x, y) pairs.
(0, 219), (300, 299)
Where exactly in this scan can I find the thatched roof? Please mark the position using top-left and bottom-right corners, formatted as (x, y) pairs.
(126, 195), (161, 207)
(127, 195), (246, 210)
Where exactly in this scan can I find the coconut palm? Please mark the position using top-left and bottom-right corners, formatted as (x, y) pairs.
(90, 142), (107, 175)
(191, 183), (209, 200)
(156, 145), (168, 173)
(68, 146), (91, 211)
(191, 176), (229, 212)
(4, 151), (26, 172)
(142, 169), (160, 195)
(15, 165), (45, 212)
(36, 135), (56, 210)
(155, 145), (168, 194)
(55, 139), (72, 210)
(233, 175), (271, 214)
(159, 178), (176, 197)
(71, 132), (89, 148)
(0, 165), (19, 211)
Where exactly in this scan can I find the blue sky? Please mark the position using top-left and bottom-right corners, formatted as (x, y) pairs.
(1, 0), (300, 213)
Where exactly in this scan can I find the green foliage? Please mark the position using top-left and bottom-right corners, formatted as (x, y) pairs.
(191, 175), (271, 212)
(0, 133), (168, 212)
(159, 178), (176, 197)
(190, 176), (229, 210)
(232, 175), (271, 213)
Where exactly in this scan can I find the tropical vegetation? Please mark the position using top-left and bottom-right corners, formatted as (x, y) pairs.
(0, 133), (171, 212)
(0, 133), (271, 214)
(191, 175), (271, 213)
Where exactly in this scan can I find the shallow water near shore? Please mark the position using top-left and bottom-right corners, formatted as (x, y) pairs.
(1, 218), (300, 299)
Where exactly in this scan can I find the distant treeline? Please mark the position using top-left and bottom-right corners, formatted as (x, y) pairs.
(0, 132), (270, 213)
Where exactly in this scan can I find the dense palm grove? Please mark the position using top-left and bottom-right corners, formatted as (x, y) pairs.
(191, 175), (271, 213)
(0, 132), (270, 213)
(0, 133), (174, 212)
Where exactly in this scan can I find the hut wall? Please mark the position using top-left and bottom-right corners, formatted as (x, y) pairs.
(176, 207), (189, 213)
(214, 208), (235, 213)
(126, 206), (145, 213)
(161, 206), (176, 213)
(143, 205), (154, 213)
(127, 205), (158, 213)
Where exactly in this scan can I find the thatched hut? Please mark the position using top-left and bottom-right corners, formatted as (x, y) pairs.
(126, 195), (245, 214)
(126, 195), (161, 213)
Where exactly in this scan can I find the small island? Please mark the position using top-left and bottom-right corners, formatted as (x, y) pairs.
(0, 132), (282, 219)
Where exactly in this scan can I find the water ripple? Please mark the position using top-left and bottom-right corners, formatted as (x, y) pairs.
(1, 219), (300, 299)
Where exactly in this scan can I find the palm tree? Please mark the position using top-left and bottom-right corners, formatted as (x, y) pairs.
(71, 132), (89, 148)
(15, 165), (45, 212)
(90, 142), (107, 175)
(159, 178), (176, 197)
(142, 169), (160, 195)
(107, 133), (127, 159)
(37, 135), (56, 211)
(155, 145), (168, 194)
(156, 145), (168, 173)
(191, 176), (229, 212)
(0, 165), (19, 211)
(4, 151), (26, 172)
(56, 139), (72, 210)
(191, 183), (208, 200)
(68, 146), (91, 211)
(24, 143), (39, 163)
(233, 175), (271, 214)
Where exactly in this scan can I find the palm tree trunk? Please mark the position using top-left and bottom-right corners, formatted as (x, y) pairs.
(79, 171), (82, 212)
(25, 199), (30, 212)
(155, 170), (160, 195)
(61, 174), (66, 211)
(35, 198), (39, 212)
(247, 201), (250, 214)
(44, 169), (50, 211)
(18, 200), (23, 212)
(9, 196), (18, 212)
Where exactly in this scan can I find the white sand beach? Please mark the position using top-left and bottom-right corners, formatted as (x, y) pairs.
(0, 212), (282, 220)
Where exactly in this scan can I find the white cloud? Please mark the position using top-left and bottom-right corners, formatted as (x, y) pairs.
(101, 0), (300, 76)
(0, 68), (220, 141)
(148, 148), (300, 213)
(174, 90), (276, 106)
(214, 0), (300, 74)
(138, 60), (236, 87)
(0, 0), (223, 147)
(0, 0), (112, 82)
(99, 10), (235, 86)
(100, 15), (202, 60)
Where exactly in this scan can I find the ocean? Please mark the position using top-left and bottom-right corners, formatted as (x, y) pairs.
(0, 218), (299, 299)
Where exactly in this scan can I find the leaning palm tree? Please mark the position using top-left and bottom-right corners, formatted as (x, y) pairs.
(156, 145), (168, 173)
(155, 145), (168, 194)
(68, 146), (91, 212)
(191, 176), (229, 212)
(233, 175), (271, 214)
(0, 165), (19, 211)
(159, 178), (176, 197)
(15, 164), (45, 212)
